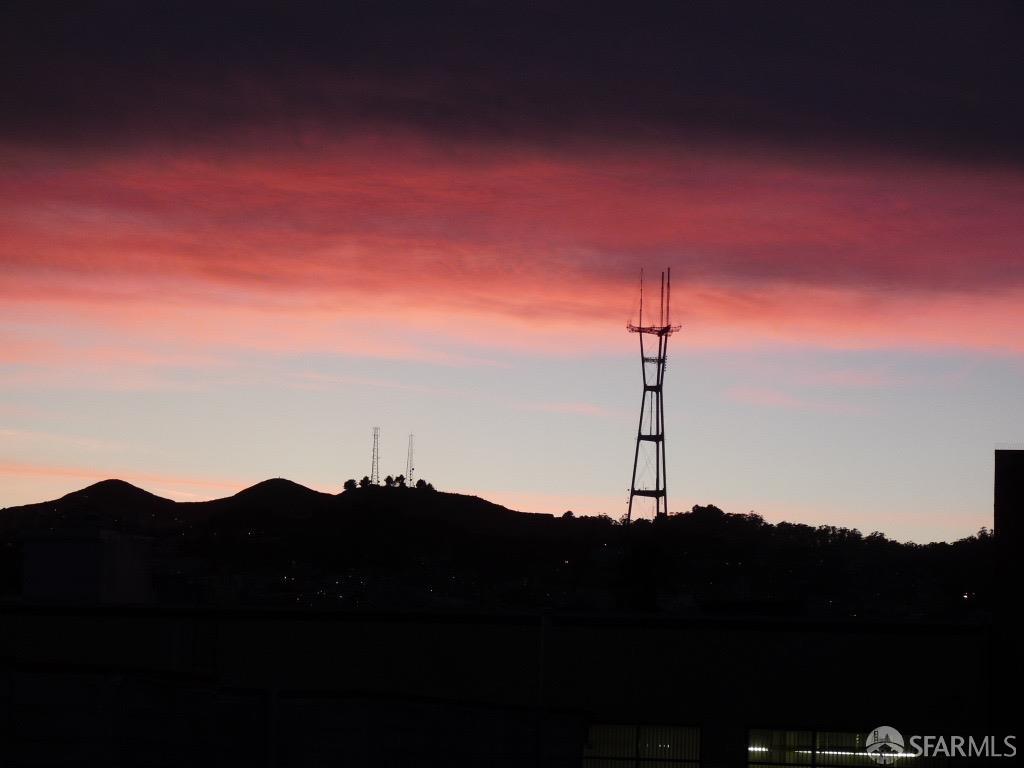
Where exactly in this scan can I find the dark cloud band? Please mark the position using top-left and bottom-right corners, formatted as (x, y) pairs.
(2, 1), (1022, 162)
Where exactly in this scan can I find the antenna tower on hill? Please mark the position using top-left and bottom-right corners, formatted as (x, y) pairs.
(405, 434), (415, 483)
(626, 268), (681, 522)
(370, 427), (381, 485)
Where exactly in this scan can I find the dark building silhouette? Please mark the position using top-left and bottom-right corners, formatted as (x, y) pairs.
(994, 448), (1022, 591)
(993, 448), (1022, 732)
(20, 530), (153, 605)
(0, 605), (1000, 766)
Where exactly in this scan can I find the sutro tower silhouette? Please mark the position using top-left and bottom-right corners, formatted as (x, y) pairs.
(627, 268), (680, 522)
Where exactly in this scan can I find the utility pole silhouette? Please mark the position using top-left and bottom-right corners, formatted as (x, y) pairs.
(370, 427), (381, 486)
(405, 434), (415, 483)
(627, 269), (680, 521)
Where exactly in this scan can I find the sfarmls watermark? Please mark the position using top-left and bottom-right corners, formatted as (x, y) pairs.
(866, 726), (1017, 764)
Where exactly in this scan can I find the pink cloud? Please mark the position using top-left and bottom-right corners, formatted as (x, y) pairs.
(2, 134), (1023, 374)
(0, 459), (247, 500)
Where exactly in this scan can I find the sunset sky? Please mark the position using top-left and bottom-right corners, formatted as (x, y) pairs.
(2, 2), (1022, 541)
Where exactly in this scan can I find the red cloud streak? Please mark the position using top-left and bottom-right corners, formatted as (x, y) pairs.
(2, 135), (1023, 357)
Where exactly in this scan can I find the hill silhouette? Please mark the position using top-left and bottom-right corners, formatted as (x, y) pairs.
(0, 478), (178, 534)
(185, 477), (336, 524)
(64, 478), (169, 506)
(222, 477), (332, 507)
(0, 479), (993, 620)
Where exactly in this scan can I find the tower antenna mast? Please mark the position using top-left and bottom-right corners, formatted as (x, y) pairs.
(626, 268), (680, 521)
(405, 434), (415, 483)
(370, 427), (381, 486)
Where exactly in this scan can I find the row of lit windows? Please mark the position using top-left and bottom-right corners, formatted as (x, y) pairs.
(583, 726), (952, 767)
(748, 729), (951, 767)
